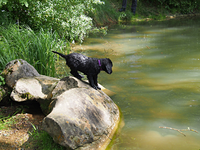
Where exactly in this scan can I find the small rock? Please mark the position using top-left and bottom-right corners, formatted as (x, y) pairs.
(10, 75), (59, 115)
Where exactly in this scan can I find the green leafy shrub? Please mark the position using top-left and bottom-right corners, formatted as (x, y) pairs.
(0, 0), (105, 42)
(89, 0), (119, 26)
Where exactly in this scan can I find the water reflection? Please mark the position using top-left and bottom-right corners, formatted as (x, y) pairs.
(77, 17), (200, 150)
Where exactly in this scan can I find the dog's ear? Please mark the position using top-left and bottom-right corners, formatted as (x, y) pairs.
(105, 58), (113, 74)
(106, 58), (113, 66)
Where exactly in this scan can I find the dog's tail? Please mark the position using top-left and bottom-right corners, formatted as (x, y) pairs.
(52, 51), (67, 59)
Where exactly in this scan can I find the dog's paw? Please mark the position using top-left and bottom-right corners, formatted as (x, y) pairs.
(92, 86), (98, 90)
(96, 86), (101, 90)
(92, 85), (101, 90)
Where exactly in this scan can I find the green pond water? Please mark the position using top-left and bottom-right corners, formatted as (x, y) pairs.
(77, 17), (200, 150)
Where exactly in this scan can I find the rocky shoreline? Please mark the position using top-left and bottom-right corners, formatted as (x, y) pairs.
(0, 59), (120, 149)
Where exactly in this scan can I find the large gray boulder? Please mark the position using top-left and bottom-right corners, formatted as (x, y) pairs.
(42, 77), (120, 150)
(2, 59), (40, 88)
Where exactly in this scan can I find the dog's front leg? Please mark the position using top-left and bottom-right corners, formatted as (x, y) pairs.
(93, 75), (101, 90)
(87, 74), (98, 90)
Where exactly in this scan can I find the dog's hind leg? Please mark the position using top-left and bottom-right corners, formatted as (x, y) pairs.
(70, 69), (84, 79)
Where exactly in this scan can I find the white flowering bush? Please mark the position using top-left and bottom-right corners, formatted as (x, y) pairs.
(0, 0), (105, 42)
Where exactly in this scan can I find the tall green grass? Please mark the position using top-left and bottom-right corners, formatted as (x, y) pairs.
(0, 25), (68, 77)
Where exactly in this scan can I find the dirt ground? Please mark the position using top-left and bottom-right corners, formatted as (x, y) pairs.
(0, 102), (45, 150)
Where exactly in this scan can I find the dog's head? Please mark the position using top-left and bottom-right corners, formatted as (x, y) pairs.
(102, 58), (113, 74)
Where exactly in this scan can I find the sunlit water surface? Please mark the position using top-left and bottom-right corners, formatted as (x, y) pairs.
(74, 17), (200, 150)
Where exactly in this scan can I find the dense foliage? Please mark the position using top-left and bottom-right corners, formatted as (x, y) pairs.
(141, 0), (199, 14)
(0, 0), (104, 42)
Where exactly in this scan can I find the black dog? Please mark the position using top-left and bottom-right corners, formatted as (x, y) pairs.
(52, 51), (113, 90)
